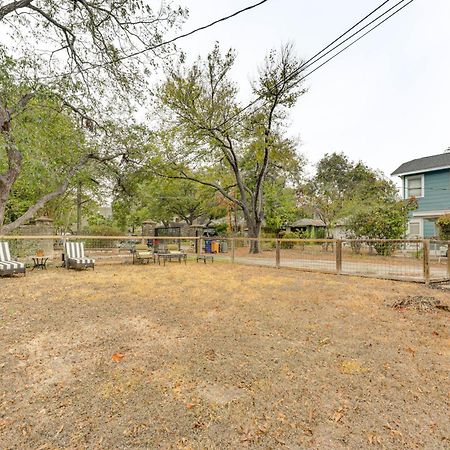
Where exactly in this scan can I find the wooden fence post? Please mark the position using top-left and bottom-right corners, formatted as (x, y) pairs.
(336, 239), (342, 275)
(447, 243), (450, 280)
(275, 239), (281, 268)
(197, 237), (202, 256)
(423, 239), (430, 284)
(231, 237), (235, 264)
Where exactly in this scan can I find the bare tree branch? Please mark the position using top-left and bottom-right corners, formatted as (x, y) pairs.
(0, 152), (94, 233)
(0, 0), (32, 20)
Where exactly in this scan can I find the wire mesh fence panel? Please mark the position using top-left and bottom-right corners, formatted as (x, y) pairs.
(144, 236), (199, 265)
(0, 236), (207, 269)
(429, 240), (450, 282)
(232, 238), (277, 268)
(341, 240), (425, 281)
(279, 239), (336, 273)
(211, 237), (232, 263)
(1, 235), (449, 283)
(2, 236), (60, 269)
(195, 237), (232, 264)
(180, 238), (196, 257)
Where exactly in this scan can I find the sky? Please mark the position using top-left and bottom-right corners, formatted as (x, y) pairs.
(173, 0), (450, 181)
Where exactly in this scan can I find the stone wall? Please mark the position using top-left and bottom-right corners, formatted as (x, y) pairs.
(142, 220), (157, 237)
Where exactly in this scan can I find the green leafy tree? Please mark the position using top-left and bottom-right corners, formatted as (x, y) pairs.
(0, 2), (186, 233)
(0, 73), (97, 232)
(264, 181), (299, 232)
(346, 199), (416, 255)
(0, 1), (187, 112)
(156, 44), (306, 252)
(142, 178), (226, 226)
(112, 167), (228, 230)
(301, 152), (399, 234)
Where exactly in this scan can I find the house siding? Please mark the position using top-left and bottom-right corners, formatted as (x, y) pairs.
(418, 170), (450, 211)
(423, 218), (437, 238)
(404, 169), (450, 238)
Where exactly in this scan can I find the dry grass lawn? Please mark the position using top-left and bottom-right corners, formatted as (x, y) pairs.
(0, 263), (449, 449)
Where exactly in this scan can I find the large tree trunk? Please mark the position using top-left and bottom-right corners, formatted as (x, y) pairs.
(0, 152), (92, 234)
(245, 214), (262, 254)
(0, 93), (96, 235)
(0, 133), (23, 228)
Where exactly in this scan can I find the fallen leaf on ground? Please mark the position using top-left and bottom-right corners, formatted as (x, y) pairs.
(340, 359), (369, 374)
(331, 408), (344, 422)
(111, 353), (124, 362)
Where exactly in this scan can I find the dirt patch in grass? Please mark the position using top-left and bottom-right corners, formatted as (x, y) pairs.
(0, 264), (449, 449)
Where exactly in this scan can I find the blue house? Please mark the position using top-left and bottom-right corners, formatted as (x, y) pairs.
(392, 153), (450, 238)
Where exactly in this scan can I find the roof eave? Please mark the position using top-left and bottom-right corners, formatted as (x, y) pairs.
(391, 165), (450, 177)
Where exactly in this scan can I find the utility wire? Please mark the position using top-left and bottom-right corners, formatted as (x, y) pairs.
(287, 0), (411, 85)
(220, 0), (414, 131)
(36, 0), (270, 80)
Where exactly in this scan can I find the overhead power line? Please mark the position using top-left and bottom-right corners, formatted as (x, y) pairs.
(220, 0), (415, 131)
(38, 0), (270, 80)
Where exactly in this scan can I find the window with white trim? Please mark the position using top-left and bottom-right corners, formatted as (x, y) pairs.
(405, 175), (424, 198)
(408, 219), (422, 237)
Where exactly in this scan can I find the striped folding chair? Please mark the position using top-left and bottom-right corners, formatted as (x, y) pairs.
(64, 241), (95, 270)
(0, 241), (26, 277)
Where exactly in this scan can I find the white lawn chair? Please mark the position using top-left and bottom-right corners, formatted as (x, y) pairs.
(64, 241), (95, 270)
(0, 241), (26, 276)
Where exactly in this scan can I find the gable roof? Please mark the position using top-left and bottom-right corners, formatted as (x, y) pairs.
(290, 219), (326, 227)
(392, 153), (450, 176)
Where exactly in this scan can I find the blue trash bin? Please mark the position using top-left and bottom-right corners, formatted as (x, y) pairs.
(205, 240), (212, 253)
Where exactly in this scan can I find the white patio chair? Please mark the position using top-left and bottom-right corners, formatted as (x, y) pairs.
(0, 241), (26, 276)
(64, 241), (95, 270)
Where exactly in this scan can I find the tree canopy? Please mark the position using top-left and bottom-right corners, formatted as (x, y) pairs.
(300, 152), (399, 233)
(0, 1), (187, 233)
(155, 43), (306, 251)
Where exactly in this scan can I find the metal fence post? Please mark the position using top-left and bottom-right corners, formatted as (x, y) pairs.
(275, 239), (281, 268)
(423, 239), (430, 284)
(336, 239), (342, 275)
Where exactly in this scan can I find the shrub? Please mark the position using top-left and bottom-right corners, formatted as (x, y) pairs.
(315, 227), (326, 239)
(83, 224), (123, 248)
(279, 231), (299, 249)
(346, 201), (414, 256)
(436, 214), (450, 240)
(212, 223), (228, 236)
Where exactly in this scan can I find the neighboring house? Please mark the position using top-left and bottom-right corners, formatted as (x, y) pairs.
(284, 218), (326, 237)
(328, 219), (348, 240)
(392, 152), (450, 238)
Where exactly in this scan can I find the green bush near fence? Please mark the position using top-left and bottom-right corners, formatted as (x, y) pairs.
(279, 231), (298, 249)
(436, 214), (450, 240)
(346, 203), (412, 256)
(82, 224), (123, 248)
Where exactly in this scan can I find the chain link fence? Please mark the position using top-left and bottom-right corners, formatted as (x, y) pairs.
(0, 235), (448, 283)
